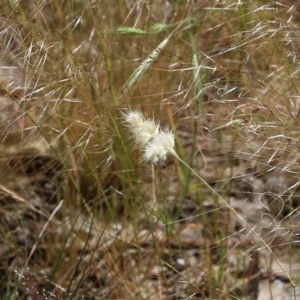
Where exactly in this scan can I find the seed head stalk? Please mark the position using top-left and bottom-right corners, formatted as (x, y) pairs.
(173, 152), (295, 285)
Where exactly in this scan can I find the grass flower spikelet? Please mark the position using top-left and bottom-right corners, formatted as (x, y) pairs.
(142, 130), (175, 164)
(123, 110), (159, 147)
(123, 110), (175, 164)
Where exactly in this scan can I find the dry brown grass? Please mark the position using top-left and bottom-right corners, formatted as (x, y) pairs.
(1, 1), (300, 299)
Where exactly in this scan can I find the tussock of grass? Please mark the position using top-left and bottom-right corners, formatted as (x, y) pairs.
(1, 1), (300, 299)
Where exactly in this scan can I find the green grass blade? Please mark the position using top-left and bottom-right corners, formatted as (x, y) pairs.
(116, 18), (195, 35)
(115, 27), (148, 35)
(121, 31), (174, 94)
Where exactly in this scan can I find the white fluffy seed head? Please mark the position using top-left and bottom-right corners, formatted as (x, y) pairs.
(123, 110), (158, 146)
(123, 110), (145, 130)
(142, 130), (175, 164)
(123, 110), (175, 164)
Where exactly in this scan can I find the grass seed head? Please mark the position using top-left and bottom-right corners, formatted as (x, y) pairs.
(123, 110), (159, 146)
(123, 110), (175, 164)
(142, 130), (175, 164)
